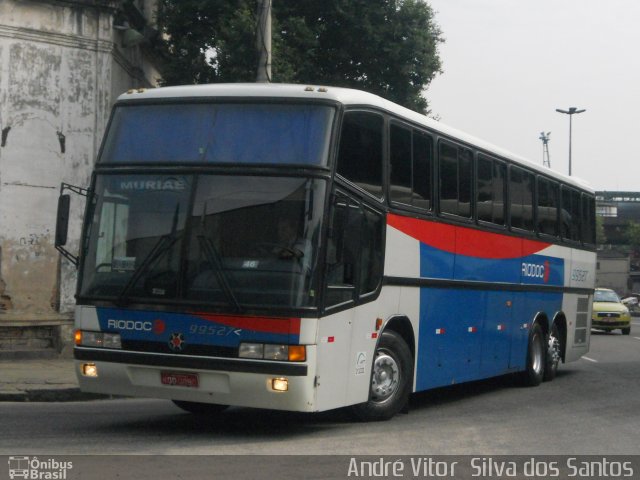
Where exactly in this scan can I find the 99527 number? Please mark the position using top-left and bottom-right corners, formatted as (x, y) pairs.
(189, 324), (242, 336)
(571, 269), (589, 282)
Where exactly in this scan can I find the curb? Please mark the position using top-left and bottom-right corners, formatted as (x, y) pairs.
(0, 388), (111, 402)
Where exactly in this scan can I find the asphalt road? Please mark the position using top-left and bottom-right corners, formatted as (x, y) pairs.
(1, 322), (639, 458)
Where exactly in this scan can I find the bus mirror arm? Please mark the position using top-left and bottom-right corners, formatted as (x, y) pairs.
(55, 182), (89, 268)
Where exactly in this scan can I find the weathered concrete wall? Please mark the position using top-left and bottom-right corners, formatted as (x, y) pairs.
(0, 0), (160, 322)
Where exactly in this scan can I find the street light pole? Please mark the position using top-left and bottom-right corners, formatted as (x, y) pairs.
(555, 107), (586, 176)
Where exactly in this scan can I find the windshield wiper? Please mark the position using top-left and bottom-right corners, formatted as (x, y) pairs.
(197, 235), (242, 312)
(117, 203), (182, 305)
(116, 233), (180, 305)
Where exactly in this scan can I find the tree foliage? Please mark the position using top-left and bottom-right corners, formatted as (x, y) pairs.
(624, 221), (640, 250)
(596, 215), (607, 246)
(156, 0), (443, 113)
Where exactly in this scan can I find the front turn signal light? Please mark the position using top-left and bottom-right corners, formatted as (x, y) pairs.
(288, 345), (306, 362)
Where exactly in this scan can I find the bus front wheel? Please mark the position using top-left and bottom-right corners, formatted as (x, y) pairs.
(351, 330), (413, 421)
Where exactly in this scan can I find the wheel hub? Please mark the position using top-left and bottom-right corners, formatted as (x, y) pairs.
(548, 334), (561, 367)
(371, 353), (399, 402)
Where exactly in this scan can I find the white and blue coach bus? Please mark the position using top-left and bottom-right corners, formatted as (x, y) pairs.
(55, 84), (596, 420)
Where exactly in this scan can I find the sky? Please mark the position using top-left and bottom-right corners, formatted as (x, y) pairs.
(424, 0), (640, 192)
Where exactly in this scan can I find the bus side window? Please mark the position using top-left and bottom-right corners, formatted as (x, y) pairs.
(390, 124), (433, 211)
(477, 154), (506, 226)
(509, 166), (534, 232)
(336, 112), (384, 198)
(536, 177), (559, 237)
(561, 186), (582, 242)
(359, 205), (384, 296)
(325, 194), (383, 308)
(582, 194), (596, 245)
(439, 141), (473, 218)
(325, 195), (355, 306)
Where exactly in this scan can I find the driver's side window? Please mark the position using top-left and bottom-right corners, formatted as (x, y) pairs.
(324, 192), (383, 308)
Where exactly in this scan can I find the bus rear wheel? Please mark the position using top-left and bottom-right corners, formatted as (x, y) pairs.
(520, 323), (545, 386)
(544, 323), (561, 382)
(172, 400), (228, 415)
(350, 330), (413, 421)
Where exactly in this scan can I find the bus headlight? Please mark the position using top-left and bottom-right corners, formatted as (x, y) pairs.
(264, 344), (288, 361)
(76, 330), (122, 349)
(239, 343), (306, 362)
(238, 343), (264, 359)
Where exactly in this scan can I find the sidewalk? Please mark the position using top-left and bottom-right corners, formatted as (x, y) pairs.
(0, 358), (107, 402)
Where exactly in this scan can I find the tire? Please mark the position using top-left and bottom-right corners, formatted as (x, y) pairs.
(172, 400), (228, 415)
(520, 323), (545, 386)
(544, 323), (561, 382)
(350, 330), (413, 421)
(621, 327), (631, 335)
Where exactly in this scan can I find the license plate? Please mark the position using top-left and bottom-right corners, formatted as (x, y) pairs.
(161, 371), (199, 388)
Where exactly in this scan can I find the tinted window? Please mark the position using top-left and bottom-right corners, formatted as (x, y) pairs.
(476, 155), (506, 225)
(413, 130), (433, 210)
(561, 186), (582, 242)
(325, 193), (383, 307)
(439, 141), (473, 218)
(537, 177), (559, 237)
(509, 167), (534, 231)
(582, 194), (596, 244)
(80, 174), (326, 309)
(337, 112), (384, 197)
(390, 124), (432, 210)
(390, 124), (412, 204)
(101, 104), (335, 166)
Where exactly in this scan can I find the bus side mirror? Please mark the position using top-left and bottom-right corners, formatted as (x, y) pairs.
(55, 182), (89, 267)
(55, 194), (71, 247)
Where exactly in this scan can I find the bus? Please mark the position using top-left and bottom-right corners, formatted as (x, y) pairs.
(56, 84), (596, 421)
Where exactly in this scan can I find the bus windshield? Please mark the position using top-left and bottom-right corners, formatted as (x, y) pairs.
(79, 174), (326, 310)
(99, 103), (335, 166)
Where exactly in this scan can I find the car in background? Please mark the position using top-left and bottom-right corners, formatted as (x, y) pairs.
(592, 288), (631, 335)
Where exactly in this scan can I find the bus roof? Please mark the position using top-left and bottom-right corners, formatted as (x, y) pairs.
(118, 83), (593, 193)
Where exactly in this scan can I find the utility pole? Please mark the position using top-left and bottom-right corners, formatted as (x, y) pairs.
(539, 131), (551, 168)
(256, 0), (272, 83)
(556, 107), (586, 176)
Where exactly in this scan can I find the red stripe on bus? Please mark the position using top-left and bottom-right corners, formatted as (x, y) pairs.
(387, 213), (550, 259)
(192, 312), (301, 335)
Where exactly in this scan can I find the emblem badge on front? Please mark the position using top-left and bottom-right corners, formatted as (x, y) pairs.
(168, 332), (186, 352)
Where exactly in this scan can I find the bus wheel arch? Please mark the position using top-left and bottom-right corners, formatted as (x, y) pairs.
(384, 315), (416, 361)
(351, 317), (415, 421)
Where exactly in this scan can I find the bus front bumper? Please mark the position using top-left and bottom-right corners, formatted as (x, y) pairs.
(74, 347), (318, 412)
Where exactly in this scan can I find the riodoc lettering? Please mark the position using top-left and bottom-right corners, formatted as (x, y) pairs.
(107, 319), (152, 331)
(522, 262), (545, 278)
(522, 260), (551, 283)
